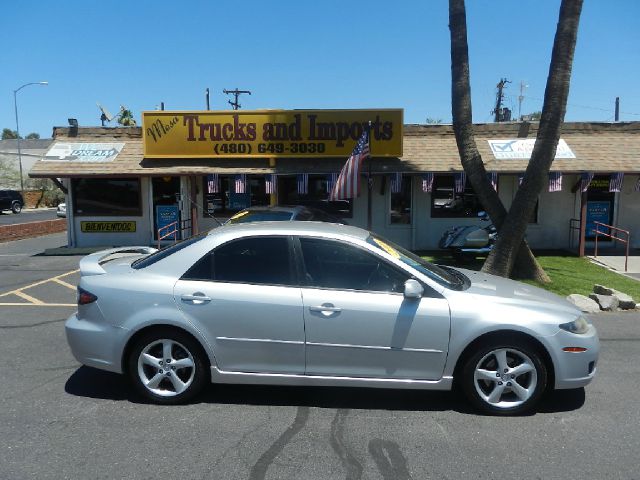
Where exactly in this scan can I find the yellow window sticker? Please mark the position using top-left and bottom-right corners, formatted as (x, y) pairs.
(372, 238), (401, 258)
(230, 210), (250, 220)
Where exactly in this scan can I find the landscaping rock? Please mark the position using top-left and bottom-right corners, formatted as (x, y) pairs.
(612, 290), (637, 310)
(589, 293), (619, 311)
(593, 284), (614, 295)
(567, 294), (601, 313)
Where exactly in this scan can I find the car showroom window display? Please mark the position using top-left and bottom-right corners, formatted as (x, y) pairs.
(66, 222), (599, 415)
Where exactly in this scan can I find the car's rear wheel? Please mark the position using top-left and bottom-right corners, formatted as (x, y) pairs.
(11, 202), (22, 214)
(127, 329), (208, 404)
(461, 339), (547, 415)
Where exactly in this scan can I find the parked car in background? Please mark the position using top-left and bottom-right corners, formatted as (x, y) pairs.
(56, 203), (67, 218)
(0, 190), (24, 214)
(65, 222), (599, 415)
(225, 205), (343, 225)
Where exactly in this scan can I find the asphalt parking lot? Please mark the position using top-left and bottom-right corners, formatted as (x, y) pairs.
(1, 235), (639, 479)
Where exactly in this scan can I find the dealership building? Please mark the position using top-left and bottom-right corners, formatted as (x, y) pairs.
(28, 109), (640, 251)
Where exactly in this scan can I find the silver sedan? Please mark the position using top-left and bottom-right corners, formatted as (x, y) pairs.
(65, 222), (599, 415)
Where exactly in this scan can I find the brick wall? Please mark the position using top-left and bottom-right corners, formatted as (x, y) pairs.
(0, 219), (67, 243)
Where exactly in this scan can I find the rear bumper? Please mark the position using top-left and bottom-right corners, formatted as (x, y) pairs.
(549, 325), (600, 390)
(65, 313), (126, 374)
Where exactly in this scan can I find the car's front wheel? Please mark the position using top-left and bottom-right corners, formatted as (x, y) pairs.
(127, 329), (208, 404)
(11, 202), (22, 214)
(461, 339), (547, 415)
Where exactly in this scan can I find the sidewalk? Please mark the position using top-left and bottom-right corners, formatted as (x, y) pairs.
(589, 254), (640, 281)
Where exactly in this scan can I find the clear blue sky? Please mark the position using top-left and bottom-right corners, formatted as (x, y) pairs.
(1, 0), (639, 138)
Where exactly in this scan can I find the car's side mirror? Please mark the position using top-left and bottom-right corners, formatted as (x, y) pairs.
(404, 279), (424, 299)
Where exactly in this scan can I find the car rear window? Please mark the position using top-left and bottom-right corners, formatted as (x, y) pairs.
(131, 232), (208, 269)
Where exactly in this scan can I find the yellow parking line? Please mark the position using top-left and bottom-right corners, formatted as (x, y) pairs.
(0, 269), (79, 298)
(0, 303), (76, 307)
(52, 278), (76, 290)
(14, 290), (45, 305)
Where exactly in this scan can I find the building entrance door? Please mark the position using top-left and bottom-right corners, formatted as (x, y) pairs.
(152, 177), (181, 242)
(586, 175), (615, 241)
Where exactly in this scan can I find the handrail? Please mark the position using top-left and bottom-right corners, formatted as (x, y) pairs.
(593, 221), (631, 272)
(157, 218), (192, 249)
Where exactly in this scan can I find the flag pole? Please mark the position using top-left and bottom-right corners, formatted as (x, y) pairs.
(367, 121), (373, 231)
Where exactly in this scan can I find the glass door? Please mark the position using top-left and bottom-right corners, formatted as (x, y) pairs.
(152, 177), (181, 241)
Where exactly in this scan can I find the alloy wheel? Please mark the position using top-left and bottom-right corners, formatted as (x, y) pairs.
(137, 339), (196, 397)
(473, 347), (538, 410)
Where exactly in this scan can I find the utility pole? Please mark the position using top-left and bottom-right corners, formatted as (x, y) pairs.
(223, 88), (251, 110)
(492, 78), (511, 122)
(615, 97), (620, 121)
(518, 81), (528, 120)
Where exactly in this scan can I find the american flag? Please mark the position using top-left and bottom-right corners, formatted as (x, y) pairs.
(265, 174), (277, 195)
(609, 172), (624, 192)
(326, 173), (338, 193)
(548, 172), (563, 192)
(635, 176), (640, 192)
(329, 130), (370, 201)
(421, 173), (434, 193)
(390, 173), (403, 193)
(454, 172), (467, 193)
(487, 172), (498, 191)
(234, 174), (247, 194)
(581, 172), (594, 193)
(297, 174), (309, 195)
(206, 174), (219, 194)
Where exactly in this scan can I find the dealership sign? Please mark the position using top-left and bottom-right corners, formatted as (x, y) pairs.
(80, 221), (136, 233)
(43, 143), (125, 162)
(488, 139), (576, 159)
(142, 109), (403, 158)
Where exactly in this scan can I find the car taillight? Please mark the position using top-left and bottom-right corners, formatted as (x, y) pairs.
(77, 287), (98, 305)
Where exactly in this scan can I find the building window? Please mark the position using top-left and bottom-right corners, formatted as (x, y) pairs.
(277, 174), (353, 218)
(431, 175), (484, 218)
(72, 178), (142, 216)
(390, 175), (411, 224)
(202, 175), (269, 217)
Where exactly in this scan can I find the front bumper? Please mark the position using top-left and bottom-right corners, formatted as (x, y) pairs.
(549, 324), (600, 389)
(65, 313), (126, 374)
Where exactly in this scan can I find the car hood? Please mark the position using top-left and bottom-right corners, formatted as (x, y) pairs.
(456, 268), (580, 315)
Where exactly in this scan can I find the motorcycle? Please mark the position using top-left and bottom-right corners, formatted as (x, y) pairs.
(438, 211), (497, 262)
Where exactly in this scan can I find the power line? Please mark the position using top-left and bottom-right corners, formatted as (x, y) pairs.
(504, 94), (640, 117)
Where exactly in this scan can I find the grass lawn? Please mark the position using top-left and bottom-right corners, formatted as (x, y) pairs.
(419, 252), (640, 300)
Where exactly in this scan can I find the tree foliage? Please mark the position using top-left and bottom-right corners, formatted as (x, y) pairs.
(2, 128), (18, 139)
(117, 106), (137, 127)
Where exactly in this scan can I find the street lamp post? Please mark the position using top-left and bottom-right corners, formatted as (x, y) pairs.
(13, 81), (48, 193)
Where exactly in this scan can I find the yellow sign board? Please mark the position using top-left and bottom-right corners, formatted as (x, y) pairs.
(81, 221), (137, 233)
(143, 109), (403, 158)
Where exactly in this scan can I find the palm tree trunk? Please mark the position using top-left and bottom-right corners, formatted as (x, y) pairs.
(449, 0), (550, 282)
(482, 0), (583, 277)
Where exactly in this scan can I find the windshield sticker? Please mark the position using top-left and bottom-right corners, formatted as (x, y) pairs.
(229, 210), (250, 220)
(372, 238), (401, 258)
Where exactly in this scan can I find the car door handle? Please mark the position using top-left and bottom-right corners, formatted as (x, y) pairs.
(181, 293), (211, 305)
(309, 304), (342, 314)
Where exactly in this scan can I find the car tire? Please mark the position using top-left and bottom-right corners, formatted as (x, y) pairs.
(127, 328), (209, 404)
(11, 202), (22, 214)
(461, 338), (547, 416)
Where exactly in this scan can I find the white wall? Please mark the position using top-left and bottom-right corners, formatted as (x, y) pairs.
(614, 175), (640, 249)
(71, 178), (152, 248)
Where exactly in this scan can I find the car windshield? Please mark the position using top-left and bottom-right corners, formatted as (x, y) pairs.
(366, 234), (468, 290)
(226, 210), (294, 224)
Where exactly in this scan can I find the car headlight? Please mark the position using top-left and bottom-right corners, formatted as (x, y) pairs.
(559, 316), (590, 334)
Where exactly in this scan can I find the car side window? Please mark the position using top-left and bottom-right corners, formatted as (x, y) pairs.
(298, 237), (409, 293)
(182, 236), (294, 286)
